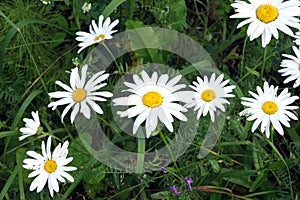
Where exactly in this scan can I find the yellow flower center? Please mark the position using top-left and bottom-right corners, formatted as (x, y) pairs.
(142, 91), (163, 108)
(94, 34), (105, 42)
(201, 89), (216, 102)
(256, 4), (278, 23)
(72, 88), (87, 102)
(262, 101), (278, 115)
(298, 64), (300, 70)
(44, 160), (57, 173)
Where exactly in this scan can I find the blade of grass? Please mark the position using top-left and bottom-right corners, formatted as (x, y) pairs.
(0, 131), (19, 139)
(0, 14), (73, 75)
(102, 0), (126, 18)
(255, 133), (294, 200)
(0, 166), (18, 199)
(3, 90), (41, 157)
(18, 164), (25, 200)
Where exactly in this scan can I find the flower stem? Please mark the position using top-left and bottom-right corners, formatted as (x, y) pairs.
(102, 42), (123, 73)
(136, 129), (145, 173)
(240, 36), (248, 76)
(260, 47), (267, 86)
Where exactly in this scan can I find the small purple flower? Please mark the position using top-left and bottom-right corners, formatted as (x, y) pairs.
(159, 167), (168, 173)
(170, 186), (181, 195)
(153, 64), (158, 69)
(184, 176), (193, 191)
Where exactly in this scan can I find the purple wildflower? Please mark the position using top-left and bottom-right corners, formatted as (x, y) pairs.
(159, 167), (168, 173)
(184, 176), (193, 191)
(170, 186), (181, 195)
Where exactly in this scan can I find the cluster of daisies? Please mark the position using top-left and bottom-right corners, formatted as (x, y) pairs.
(19, 0), (300, 196)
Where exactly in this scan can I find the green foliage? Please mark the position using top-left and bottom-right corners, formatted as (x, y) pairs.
(0, 0), (300, 199)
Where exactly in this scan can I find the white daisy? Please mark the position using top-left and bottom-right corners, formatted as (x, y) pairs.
(82, 2), (92, 14)
(19, 111), (41, 141)
(112, 70), (190, 138)
(230, 0), (300, 47)
(48, 64), (113, 123)
(75, 15), (119, 54)
(240, 81), (299, 138)
(293, 31), (300, 45)
(186, 73), (236, 122)
(23, 136), (77, 197)
(279, 46), (300, 88)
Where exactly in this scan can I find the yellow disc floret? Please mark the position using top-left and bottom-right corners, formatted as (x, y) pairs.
(142, 91), (163, 108)
(94, 34), (105, 41)
(72, 88), (87, 102)
(256, 4), (278, 23)
(201, 89), (216, 102)
(262, 101), (278, 115)
(44, 160), (57, 173)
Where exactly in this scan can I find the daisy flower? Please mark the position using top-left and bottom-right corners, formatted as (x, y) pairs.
(230, 0), (300, 47)
(112, 70), (189, 138)
(240, 81), (299, 138)
(48, 64), (113, 123)
(279, 46), (300, 88)
(75, 15), (119, 54)
(186, 73), (236, 122)
(82, 2), (92, 14)
(19, 111), (42, 141)
(23, 136), (77, 197)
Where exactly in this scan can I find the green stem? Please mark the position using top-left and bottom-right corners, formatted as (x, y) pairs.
(136, 129), (145, 174)
(270, 126), (275, 159)
(260, 47), (267, 86)
(159, 131), (180, 173)
(102, 42), (123, 73)
(240, 36), (248, 76)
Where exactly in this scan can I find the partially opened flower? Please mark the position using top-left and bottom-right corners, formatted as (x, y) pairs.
(240, 82), (299, 138)
(230, 0), (300, 47)
(23, 136), (77, 197)
(75, 15), (119, 53)
(112, 70), (189, 138)
(186, 73), (236, 122)
(48, 64), (113, 123)
(279, 46), (300, 88)
(19, 111), (42, 141)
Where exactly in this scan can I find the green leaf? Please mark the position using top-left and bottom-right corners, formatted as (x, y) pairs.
(151, 191), (170, 199)
(102, 0), (126, 18)
(64, 0), (70, 6)
(11, 90), (42, 130)
(83, 164), (106, 184)
(209, 160), (221, 174)
(50, 32), (66, 47)
(249, 172), (267, 192)
(0, 131), (19, 139)
(245, 66), (260, 78)
(0, 166), (18, 199)
(166, 0), (188, 31)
